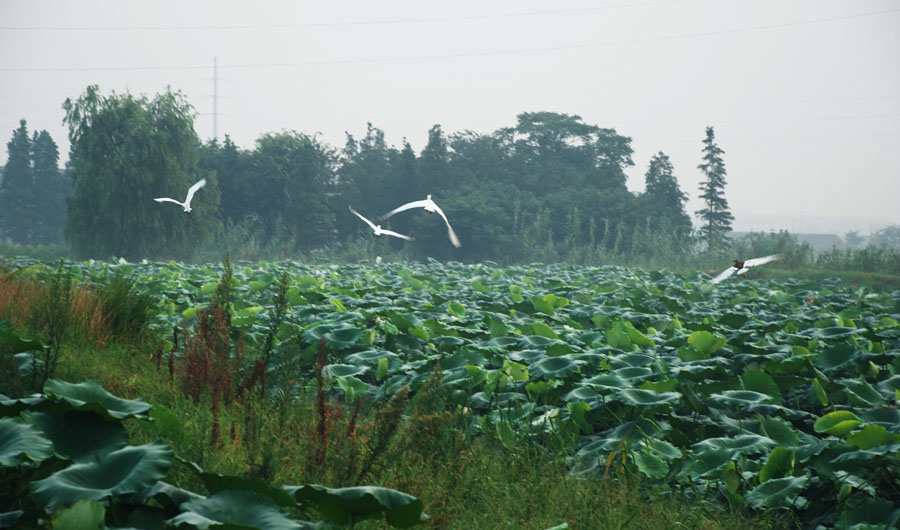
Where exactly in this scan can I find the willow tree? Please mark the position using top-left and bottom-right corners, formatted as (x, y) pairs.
(63, 85), (219, 260)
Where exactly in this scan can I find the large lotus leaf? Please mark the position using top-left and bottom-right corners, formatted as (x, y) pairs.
(814, 410), (863, 436)
(744, 475), (810, 509)
(806, 327), (865, 341)
(324, 364), (368, 379)
(31, 441), (173, 509)
(839, 496), (900, 529)
(582, 373), (631, 393)
(51, 498), (105, 530)
(843, 381), (887, 407)
(287, 485), (426, 528)
(198, 472), (296, 507)
(610, 353), (654, 369)
(876, 375), (900, 399)
(323, 326), (365, 351)
(0, 417), (52, 466)
(0, 323), (46, 354)
(814, 342), (859, 372)
(632, 447), (668, 479)
(687, 330), (727, 355)
(22, 410), (128, 462)
(169, 489), (303, 530)
(845, 424), (891, 450)
(859, 407), (900, 432)
(693, 434), (776, 455)
(639, 438), (682, 460)
(614, 389), (680, 407)
(0, 511), (23, 528)
(758, 415), (802, 447)
(529, 357), (580, 380)
(711, 390), (776, 408)
(683, 448), (733, 479)
(43, 379), (152, 420)
(611, 366), (653, 381)
(759, 447), (794, 482)
(740, 370), (781, 401)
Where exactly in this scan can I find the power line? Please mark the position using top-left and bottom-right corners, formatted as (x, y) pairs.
(0, 0), (686, 31)
(2, 7), (898, 72)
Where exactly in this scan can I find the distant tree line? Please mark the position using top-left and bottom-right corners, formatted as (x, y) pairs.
(2, 85), (742, 263)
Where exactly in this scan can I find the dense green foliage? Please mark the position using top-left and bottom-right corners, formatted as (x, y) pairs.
(63, 85), (220, 260)
(6, 257), (899, 528)
(0, 121), (68, 246)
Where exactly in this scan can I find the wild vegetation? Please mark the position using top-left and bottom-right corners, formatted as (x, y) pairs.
(2, 256), (898, 528)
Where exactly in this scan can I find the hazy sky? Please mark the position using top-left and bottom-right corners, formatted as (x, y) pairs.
(2, 0), (899, 233)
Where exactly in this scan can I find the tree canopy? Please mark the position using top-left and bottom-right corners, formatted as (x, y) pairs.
(63, 86), (219, 260)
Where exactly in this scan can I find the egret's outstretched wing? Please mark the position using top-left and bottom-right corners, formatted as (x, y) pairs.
(154, 197), (183, 206)
(744, 255), (779, 268)
(380, 199), (430, 220)
(349, 206), (378, 231)
(710, 266), (738, 285)
(184, 178), (207, 207)
(430, 203), (461, 248)
(381, 229), (412, 241)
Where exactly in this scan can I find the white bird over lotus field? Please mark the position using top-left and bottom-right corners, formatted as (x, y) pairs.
(710, 255), (779, 284)
(349, 206), (412, 241)
(154, 178), (206, 213)
(381, 194), (461, 248)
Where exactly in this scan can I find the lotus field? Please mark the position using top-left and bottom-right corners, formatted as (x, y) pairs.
(10, 258), (900, 527)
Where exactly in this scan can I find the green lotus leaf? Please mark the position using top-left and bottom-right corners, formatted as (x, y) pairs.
(43, 379), (152, 420)
(814, 410), (863, 436)
(759, 447), (794, 482)
(199, 472), (297, 507)
(684, 448), (733, 479)
(843, 381), (887, 407)
(839, 496), (900, 529)
(31, 441), (173, 509)
(815, 342), (859, 372)
(758, 415), (802, 447)
(845, 424), (890, 450)
(169, 489), (303, 530)
(614, 389), (680, 407)
(567, 402), (591, 433)
(531, 296), (555, 316)
(0, 321), (46, 354)
(693, 434), (776, 455)
(0, 511), (23, 528)
(0, 417), (53, 466)
(632, 447), (668, 479)
(711, 390), (776, 408)
(51, 499), (105, 530)
(529, 357), (580, 380)
(740, 370), (781, 401)
(287, 484), (426, 528)
(582, 373), (631, 393)
(22, 410), (128, 462)
(744, 475), (810, 509)
(875, 375), (900, 400)
(687, 330), (726, 355)
(323, 326), (365, 350)
(807, 327), (865, 341)
(324, 364), (368, 378)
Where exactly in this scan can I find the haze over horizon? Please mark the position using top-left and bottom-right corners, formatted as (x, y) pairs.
(2, 0), (898, 234)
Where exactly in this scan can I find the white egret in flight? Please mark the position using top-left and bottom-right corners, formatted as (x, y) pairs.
(710, 255), (779, 284)
(381, 194), (461, 248)
(154, 178), (206, 213)
(349, 206), (412, 240)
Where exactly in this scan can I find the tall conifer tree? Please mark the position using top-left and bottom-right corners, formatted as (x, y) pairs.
(0, 120), (33, 243)
(695, 126), (733, 251)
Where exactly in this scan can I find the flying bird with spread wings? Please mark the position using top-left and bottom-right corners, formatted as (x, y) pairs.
(709, 255), (779, 284)
(380, 194), (461, 248)
(154, 178), (207, 213)
(349, 206), (412, 240)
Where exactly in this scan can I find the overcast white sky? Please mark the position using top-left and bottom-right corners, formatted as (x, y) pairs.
(2, 0), (899, 234)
